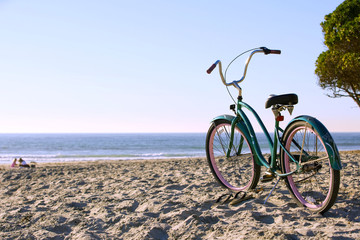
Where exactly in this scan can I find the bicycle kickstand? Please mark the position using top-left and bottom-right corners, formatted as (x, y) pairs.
(264, 177), (282, 204)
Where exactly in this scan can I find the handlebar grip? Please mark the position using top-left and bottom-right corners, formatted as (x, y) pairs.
(269, 49), (281, 54)
(206, 60), (219, 74)
(206, 64), (216, 74)
(261, 47), (281, 55)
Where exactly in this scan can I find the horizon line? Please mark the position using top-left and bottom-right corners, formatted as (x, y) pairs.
(0, 131), (359, 134)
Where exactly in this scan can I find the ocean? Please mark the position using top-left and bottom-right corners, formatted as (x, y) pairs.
(0, 133), (359, 164)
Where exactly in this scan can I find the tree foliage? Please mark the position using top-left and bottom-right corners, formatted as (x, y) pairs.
(315, 0), (360, 107)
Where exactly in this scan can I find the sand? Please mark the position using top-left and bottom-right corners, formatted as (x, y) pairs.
(0, 151), (359, 239)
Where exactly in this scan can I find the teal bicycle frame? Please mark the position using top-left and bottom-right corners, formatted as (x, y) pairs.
(214, 95), (342, 179)
(226, 98), (301, 177)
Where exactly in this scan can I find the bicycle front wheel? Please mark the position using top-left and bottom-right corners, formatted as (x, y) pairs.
(206, 119), (260, 191)
(280, 120), (340, 214)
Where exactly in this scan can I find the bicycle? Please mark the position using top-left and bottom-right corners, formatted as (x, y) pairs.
(205, 47), (342, 214)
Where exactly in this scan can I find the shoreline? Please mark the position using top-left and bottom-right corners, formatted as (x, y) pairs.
(0, 152), (359, 239)
(1, 149), (360, 169)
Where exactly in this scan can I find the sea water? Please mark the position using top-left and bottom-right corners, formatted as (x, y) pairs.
(0, 133), (359, 164)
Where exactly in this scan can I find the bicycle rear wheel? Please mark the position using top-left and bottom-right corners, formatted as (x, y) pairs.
(206, 119), (260, 191)
(280, 120), (340, 214)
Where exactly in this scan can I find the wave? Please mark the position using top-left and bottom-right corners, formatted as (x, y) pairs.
(0, 152), (203, 164)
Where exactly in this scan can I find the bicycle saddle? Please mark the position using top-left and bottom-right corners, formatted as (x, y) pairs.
(265, 93), (298, 109)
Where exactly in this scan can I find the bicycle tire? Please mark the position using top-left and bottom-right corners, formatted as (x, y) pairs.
(280, 120), (340, 214)
(206, 119), (260, 191)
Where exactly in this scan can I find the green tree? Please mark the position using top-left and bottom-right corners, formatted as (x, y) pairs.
(315, 0), (360, 107)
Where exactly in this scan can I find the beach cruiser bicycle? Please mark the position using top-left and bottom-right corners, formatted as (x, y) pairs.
(205, 47), (342, 214)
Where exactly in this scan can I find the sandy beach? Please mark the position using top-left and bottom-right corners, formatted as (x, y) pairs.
(1, 151), (359, 239)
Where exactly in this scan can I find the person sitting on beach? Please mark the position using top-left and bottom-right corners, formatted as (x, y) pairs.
(18, 158), (30, 168)
(11, 158), (18, 168)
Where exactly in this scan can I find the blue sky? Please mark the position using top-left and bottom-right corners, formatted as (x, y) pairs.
(0, 0), (358, 133)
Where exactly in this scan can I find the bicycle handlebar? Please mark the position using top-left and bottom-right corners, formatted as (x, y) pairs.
(206, 47), (281, 91)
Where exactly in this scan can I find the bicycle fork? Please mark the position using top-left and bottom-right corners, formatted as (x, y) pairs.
(226, 117), (240, 158)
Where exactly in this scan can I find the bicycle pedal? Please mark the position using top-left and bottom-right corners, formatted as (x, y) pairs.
(261, 172), (275, 182)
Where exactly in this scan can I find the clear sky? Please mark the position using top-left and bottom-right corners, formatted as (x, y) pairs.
(0, 0), (358, 133)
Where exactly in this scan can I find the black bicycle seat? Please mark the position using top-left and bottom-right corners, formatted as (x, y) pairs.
(265, 94), (298, 109)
